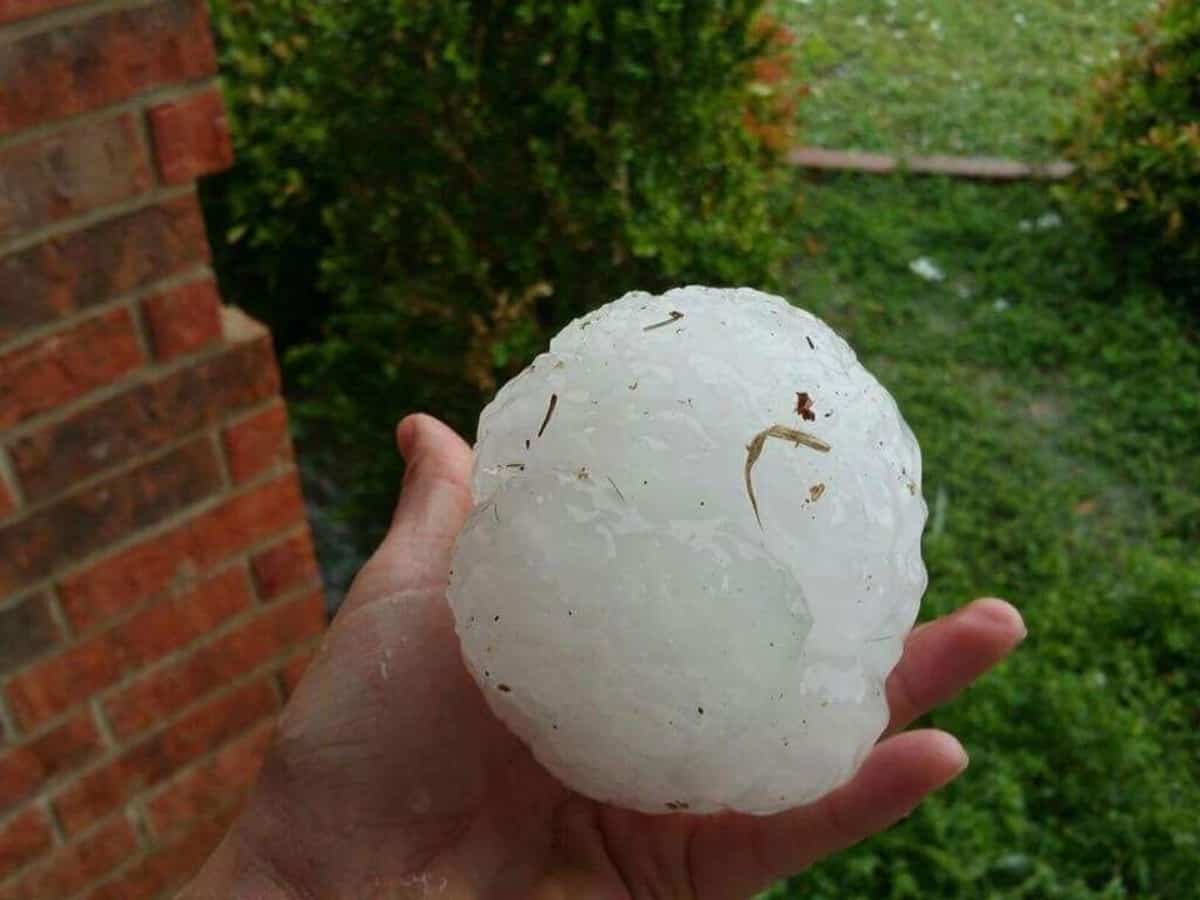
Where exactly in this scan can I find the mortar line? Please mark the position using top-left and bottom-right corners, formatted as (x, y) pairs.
(0, 582), (49, 613)
(210, 426), (234, 492)
(140, 716), (275, 811)
(127, 798), (153, 848)
(0, 583), (318, 839)
(0, 263), (214, 362)
(0, 808), (131, 891)
(130, 85), (162, 187)
(43, 794), (67, 845)
(0, 461), (298, 623)
(221, 396), (284, 430)
(68, 801), (245, 900)
(32, 462), (300, 601)
(1, 276), (230, 434)
(90, 697), (119, 748)
(0, 172), (194, 257)
(38, 656), (294, 812)
(0, 691), (19, 745)
(0, 0), (159, 43)
(0, 444), (25, 511)
(44, 583), (74, 641)
(0, 555), (300, 747)
(3, 424), (229, 525)
(125, 282), (157, 364)
(90, 567), (321, 704)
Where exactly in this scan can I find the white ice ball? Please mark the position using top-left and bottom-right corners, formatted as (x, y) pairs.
(448, 286), (927, 815)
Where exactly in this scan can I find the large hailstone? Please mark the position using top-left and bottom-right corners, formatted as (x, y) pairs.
(448, 286), (927, 815)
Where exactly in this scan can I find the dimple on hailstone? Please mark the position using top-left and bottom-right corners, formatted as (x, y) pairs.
(448, 286), (927, 815)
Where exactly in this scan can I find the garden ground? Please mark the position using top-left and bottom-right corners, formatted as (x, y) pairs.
(782, 0), (1150, 159)
(758, 1), (1198, 892)
(761, 173), (1198, 897)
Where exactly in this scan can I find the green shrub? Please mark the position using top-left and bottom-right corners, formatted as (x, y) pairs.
(203, 0), (800, 550)
(1061, 0), (1200, 299)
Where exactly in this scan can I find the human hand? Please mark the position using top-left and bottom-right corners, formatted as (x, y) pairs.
(182, 414), (1025, 900)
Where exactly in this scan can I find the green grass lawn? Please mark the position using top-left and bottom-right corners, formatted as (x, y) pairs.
(759, 174), (1199, 897)
(780, 0), (1152, 159)
(753, 4), (1198, 894)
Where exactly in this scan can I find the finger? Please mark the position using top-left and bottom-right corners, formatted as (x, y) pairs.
(694, 730), (967, 899)
(760, 729), (967, 871)
(391, 410), (473, 516)
(340, 414), (473, 613)
(885, 597), (1025, 734)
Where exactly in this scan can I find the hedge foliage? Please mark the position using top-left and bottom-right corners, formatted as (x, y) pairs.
(1062, 0), (1200, 299)
(202, 0), (800, 548)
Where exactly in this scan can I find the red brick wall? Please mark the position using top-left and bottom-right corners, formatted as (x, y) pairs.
(0, 2), (326, 897)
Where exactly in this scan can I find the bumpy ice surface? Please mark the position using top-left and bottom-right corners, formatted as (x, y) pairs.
(448, 286), (927, 815)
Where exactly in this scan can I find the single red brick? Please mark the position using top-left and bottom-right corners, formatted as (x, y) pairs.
(0, 196), (211, 343)
(0, 590), (60, 677)
(55, 677), (277, 834)
(278, 647), (316, 699)
(0, 306), (143, 429)
(6, 567), (252, 730)
(0, 807), (52, 872)
(0, 0), (89, 26)
(251, 530), (320, 600)
(0, 114), (151, 241)
(0, 710), (101, 812)
(0, 0), (218, 135)
(9, 332), (279, 503)
(86, 806), (236, 900)
(223, 402), (293, 484)
(141, 279), (223, 361)
(59, 473), (306, 632)
(146, 722), (271, 836)
(148, 87), (234, 185)
(0, 816), (136, 900)
(106, 589), (324, 738)
(0, 437), (222, 597)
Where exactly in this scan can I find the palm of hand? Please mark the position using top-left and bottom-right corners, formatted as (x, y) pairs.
(221, 417), (1023, 900)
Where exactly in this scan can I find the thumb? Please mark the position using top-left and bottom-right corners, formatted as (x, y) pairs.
(341, 414), (474, 614)
(393, 413), (474, 531)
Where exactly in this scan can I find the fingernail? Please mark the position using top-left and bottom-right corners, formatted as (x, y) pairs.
(932, 731), (970, 778)
(974, 597), (1026, 641)
(396, 415), (424, 463)
(953, 741), (970, 774)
